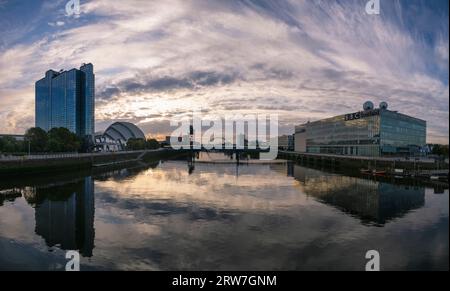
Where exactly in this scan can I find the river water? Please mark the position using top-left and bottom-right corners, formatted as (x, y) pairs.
(0, 157), (448, 270)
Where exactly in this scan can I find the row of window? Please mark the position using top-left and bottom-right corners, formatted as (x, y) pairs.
(302, 111), (426, 156)
(35, 68), (94, 136)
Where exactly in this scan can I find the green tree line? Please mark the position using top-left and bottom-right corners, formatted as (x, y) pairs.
(126, 138), (160, 151)
(431, 144), (449, 158)
(1, 128), (161, 154)
(0, 127), (81, 154)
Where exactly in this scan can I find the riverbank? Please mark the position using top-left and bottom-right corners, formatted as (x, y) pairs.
(1, 154), (447, 271)
(0, 149), (181, 176)
(278, 151), (449, 180)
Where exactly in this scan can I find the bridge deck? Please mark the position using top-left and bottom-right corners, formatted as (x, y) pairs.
(195, 159), (287, 165)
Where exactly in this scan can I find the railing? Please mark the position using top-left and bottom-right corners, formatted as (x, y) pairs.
(416, 170), (449, 175)
(0, 150), (163, 161)
(279, 151), (437, 163)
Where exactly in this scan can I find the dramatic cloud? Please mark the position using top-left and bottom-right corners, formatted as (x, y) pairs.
(97, 70), (242, 100)
(0, 0), (448, 143)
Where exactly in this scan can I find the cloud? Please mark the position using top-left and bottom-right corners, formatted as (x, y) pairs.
(98, 70), (242, 100)
(48, 21), (65, 27)
(0, 0), (448, 143)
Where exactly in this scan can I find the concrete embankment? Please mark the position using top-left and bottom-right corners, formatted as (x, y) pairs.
(0, 149), (181, 176)
(278, 151), (449, 173)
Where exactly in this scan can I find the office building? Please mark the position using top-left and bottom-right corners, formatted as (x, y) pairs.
(278, 135), (294, 151)
(294, 102), (426, 157)
(35, 63), (95, 137)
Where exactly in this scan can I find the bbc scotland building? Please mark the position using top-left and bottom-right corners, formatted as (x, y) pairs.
(35, 63), (95, 137)
(294, 102), (426, 157)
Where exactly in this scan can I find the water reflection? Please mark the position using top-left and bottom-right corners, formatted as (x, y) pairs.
(291, 165), (425, 225)
(0, 160), (448, 270)
(1, 177), (95, 258)
(0, 189), (22, 206)
(32, 177), (95, 257)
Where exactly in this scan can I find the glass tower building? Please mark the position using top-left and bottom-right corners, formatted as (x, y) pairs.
(294, 102), (426, 157)
(35, 64), (95, 137)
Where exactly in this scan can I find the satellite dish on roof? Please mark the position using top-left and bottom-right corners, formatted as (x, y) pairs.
(380, 102), (388, 110)
(363, 101), (374, 111)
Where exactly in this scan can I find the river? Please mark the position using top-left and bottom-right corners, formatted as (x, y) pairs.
(0, 156), (448, 270)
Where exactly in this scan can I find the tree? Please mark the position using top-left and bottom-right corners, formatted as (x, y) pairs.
(24, 127), (48, 153)
(126, 138), (161, 151)
(146, 139), (160, 150)
(432, 144), (449, 158)
(0, 136), (20, 153)
(47, 127), (81, 152)
(80, 135), (95, 153)
(126, 138), (147, 151)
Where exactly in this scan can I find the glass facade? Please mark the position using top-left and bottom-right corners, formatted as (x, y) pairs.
(297, 107), (426, 157)
(35, 79), (50, 131)
(379, 110), (426, 155)
(80, 64), (95, 136)
(35, 64), (95, 137)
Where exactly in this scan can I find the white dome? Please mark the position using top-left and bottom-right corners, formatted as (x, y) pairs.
(103, 122), (145, 142)
(363, 101), (374, 111)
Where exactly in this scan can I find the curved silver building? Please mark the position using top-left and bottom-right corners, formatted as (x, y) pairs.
(104, 122), (145, 141)
(94, 122), (145, 151)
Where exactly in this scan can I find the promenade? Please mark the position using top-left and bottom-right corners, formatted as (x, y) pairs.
(0, 149), (171, 175)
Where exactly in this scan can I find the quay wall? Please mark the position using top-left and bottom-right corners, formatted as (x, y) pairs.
(278, 151), (448, 172)
(0, 149), (177, 175)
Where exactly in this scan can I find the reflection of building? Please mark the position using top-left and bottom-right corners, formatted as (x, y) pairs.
(293, 165), (425, 224)
(294, 102), (426, 157)
(35, 64), (95, 137)
(270, 162), (294, 177)
(33, 177), (95, 257)
(94, 122), (146, 151)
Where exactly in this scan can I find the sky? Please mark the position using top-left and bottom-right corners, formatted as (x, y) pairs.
(0, 0), (448, 143)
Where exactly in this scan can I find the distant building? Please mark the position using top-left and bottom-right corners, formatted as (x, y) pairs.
(162, 135), (187, 148)
(278, 135), (294, 151)
(94, 122), (146, 151)
(294, 102), (426, 157)
(295, 125), (306, 153)
(236, 134), (246, 149)
(161, 136), (172, 148)
(35, 63), (95, 137)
